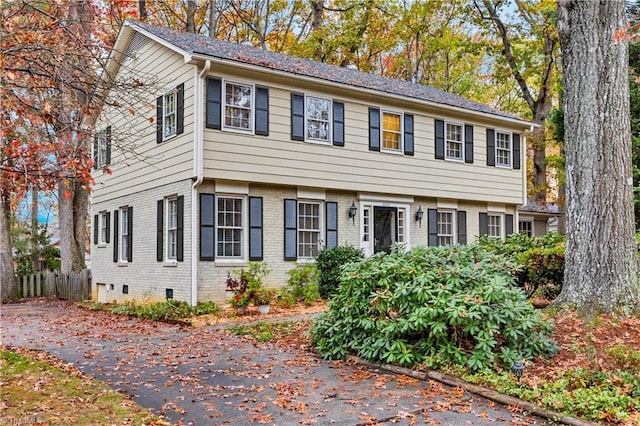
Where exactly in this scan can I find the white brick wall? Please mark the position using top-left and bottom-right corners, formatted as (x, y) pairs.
(91, 179), (193, 304)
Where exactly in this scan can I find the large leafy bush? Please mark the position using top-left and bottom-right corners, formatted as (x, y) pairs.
(311, 245), (557, 372)
(477, 233), (565, 299)
(316, 245), (364, 298)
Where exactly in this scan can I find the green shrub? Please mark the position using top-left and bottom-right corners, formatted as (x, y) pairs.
(311, 244), (557, 372)
(282, 263), (321, 305)
(315, 245), (364, 298)
(102, 299), (219, 320)
(194, 301), (221, 315)
(478, 233), (565, 299)
(516, 245), (565, 299)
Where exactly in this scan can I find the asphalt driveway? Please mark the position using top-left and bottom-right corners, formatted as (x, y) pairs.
(1, 300), (546, 425)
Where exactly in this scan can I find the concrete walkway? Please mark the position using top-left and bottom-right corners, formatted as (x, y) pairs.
(1, 300), (546, 425)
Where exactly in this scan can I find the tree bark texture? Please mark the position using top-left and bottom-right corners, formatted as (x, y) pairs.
(557, 0), (640, 314)
(0, 191), (17, 301)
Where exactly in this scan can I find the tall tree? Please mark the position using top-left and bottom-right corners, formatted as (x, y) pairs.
(472, 0), (558, 204)
(557, 0), (640, 314)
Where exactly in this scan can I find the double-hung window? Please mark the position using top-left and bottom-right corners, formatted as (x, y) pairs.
(224, 81), (253, 132)
(382, 111), (402, 152)
(96, 131), (108, 168)
(445, 123), (463, 161)
(163, 90), (177, 139)
(100, 212), (109, 245)
(488, 214), (502, 238)
(496, 131), (512, 167)
(519, 220), (533, 237)
(306, 96), (331, 142)
(437, 211), (455, 245)
(167, 198), (178, 260)
(298, 202), (320, 258)
(217, 197), (243, 258)
(120, 207), (129, 262)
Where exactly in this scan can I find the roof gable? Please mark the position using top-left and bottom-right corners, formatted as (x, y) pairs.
(125, 21), (528, 124)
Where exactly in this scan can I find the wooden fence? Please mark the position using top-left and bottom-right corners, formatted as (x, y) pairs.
(17, 269), (91, 301)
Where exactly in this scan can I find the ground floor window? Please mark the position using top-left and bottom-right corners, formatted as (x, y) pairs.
(217, 196), (243, 258)
(488, 214), (502, 238)
(519, 220), (533, 237)
(298, 202), (320, 258)
(437, 211), (455, 245)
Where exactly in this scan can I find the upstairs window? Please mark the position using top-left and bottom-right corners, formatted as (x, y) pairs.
(306, 96), (331, 142)
(496, 131), (512, 167)
(224, 81), (253, 132)
(93, 126), (111, 169)
(445, 123), (463, 161)
(163, 90), (177, 139)
(99, 211), (109, 245)
(382, 111), (402, 152)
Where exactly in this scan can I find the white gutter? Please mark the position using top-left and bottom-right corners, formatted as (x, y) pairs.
(190, 59), (211, 306)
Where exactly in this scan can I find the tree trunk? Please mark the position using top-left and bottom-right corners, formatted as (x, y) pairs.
(186, 0), (196, 33)
(208, 0), (217, 38)
(58, 181), (87, 274)
(31, 187), (39, 272)
(138, 0), (147, 21)
(557, 0), (640, 315)
(0, 191), (17, 301)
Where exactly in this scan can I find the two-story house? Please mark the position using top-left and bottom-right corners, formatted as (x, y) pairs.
(90, 21), (533, 305)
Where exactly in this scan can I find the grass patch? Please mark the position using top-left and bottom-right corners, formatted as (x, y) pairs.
(227, 321), (302, 342)
(0, 347), (165, 425)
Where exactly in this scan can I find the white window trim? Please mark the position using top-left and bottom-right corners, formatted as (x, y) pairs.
(119, 206), (129, 264)
(215, 195), (246, 260)
(495, 130), (513, 169)
(162, 88), (177, 141)
(297, 200), (323, 259)
(166, 197), (178, 263)
(487, 213), (504, 239)
(96, 130), (108, 168)
(380, 110), (403, 154)
(444, 121), (464, 162)
(304, 95), (332, 144)
(222, 80), (255, 134)
(359, 202), (411, 256)
(98, 211), (108, 246)
(437, 210), (456, 245)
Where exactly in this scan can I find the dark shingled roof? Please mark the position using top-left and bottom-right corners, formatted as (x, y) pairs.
(131, 21), (526, 122)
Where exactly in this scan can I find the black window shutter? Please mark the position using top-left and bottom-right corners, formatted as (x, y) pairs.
(332, 101), (344, 146)
(156, 96), (163, 143)
(113, 209), (119, 263)
(176, 83), (184, 135)
(284, 199), (297, 260)
(249, 197), (264, 260)
(206, 77), (222, 129)
(93, 135), (98, 169)
(427, 209), (438, 246)
(464, 124), (473, 163)
(435, 119), (445, 159)
(255, 87), (269, 136)
(127, 206), (133, 262)
(105, 126), (112, 165)
(506, 214), (514, 236)
(369, 107), (380, 151)
(105, 212), (111, 244)
(479, 212), (488, 236)
(513, 133), (521, 170)
(93, 214), (98, 244)
(177, 195), (184, 262)
(157, 199), (164, 261)
(326, 201), (338, 249)
(457, 210), (467, 245)
(291, 93), (304, 141)
(486, 129), (496, 166)
(404, 114), (414, 156)
(200, 194), (215, 261)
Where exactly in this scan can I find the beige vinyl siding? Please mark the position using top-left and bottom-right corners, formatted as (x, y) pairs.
(202, 74), (525, 205)
(93, 37), (195, 204)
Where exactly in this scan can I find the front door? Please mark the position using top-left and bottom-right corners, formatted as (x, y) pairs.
(373, 206), (397, 253)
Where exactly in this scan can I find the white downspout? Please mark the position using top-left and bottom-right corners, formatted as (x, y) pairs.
(516, 125), (535, 232)
(191, 60), (211, 306)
